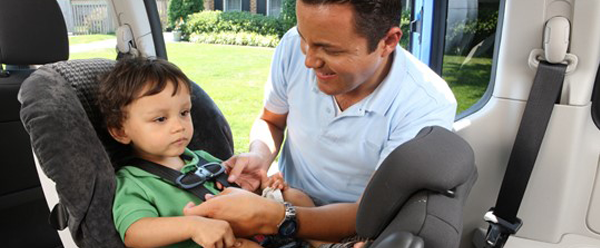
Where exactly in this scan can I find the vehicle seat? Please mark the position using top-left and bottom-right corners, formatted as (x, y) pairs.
(0, 0), (68, 246)
(19, 58), (234, 247)
(358, 126), (477, 248)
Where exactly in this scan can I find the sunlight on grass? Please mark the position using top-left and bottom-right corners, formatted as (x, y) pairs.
(442, 55), (492, 113)
(69, 42), (273, 153)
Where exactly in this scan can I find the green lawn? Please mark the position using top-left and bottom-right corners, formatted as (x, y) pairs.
(442, 55), (492, 113)
(70, 43), (273, 154)
(69, 41), (491, 153)
(68, 34), (115, 45)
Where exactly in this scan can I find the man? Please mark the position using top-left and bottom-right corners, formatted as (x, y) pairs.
(184, 0), (456, 242)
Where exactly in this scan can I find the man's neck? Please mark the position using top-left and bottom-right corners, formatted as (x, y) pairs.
(335, 53), (394, 111)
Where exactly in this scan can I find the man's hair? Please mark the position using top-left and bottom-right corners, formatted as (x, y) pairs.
(98, 57), (192, 130)
(301, 0), (402, 52)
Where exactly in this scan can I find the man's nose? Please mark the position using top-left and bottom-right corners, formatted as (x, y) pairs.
(304, 47), (324, 69)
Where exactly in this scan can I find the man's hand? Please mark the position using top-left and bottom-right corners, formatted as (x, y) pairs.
(183, 187), (284, 237)
(223, 152), (269, 191)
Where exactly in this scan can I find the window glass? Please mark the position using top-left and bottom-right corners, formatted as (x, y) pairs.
(225, 0), (242, 12)
(442, 0), (500, 113)
(58, 0), (118, 60)
(268, 0), (283, 17)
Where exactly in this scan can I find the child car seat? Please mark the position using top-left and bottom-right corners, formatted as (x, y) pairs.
(19, 58), (234, 247)
(357, 126), (477, 248)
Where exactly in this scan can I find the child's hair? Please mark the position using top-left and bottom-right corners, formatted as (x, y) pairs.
(98, 57), (192, 130)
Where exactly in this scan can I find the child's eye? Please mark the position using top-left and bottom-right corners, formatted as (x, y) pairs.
(181, 110), (190, 117)
(154, 117), (166, 123)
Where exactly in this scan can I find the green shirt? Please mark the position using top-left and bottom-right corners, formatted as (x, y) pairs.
(113, 148), (221, 248)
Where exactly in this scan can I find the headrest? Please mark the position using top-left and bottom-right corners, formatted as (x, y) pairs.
(0, 0), (69, 65)
(356, 126), (476, 238)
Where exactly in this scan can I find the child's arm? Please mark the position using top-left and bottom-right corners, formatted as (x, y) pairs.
(123, 215), (236, 248)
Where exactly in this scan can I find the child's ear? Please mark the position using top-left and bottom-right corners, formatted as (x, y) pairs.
(108, 127), (131, 145)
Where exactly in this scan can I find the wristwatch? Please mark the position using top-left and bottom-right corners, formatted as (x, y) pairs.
(277, 202), (298, 237)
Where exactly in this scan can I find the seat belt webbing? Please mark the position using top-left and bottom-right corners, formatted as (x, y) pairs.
(484, 61), (567, 248)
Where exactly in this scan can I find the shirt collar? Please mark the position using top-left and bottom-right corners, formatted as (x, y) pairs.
(361, 46), (406, 115)
(310, 45), (407, 116)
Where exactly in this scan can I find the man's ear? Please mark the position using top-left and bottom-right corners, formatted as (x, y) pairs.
(108, 126), (131, 145)
(380, 26), (402, 57)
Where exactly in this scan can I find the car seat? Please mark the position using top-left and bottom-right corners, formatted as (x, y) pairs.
(19, 58), (234, 247)
(357, 126), (477, 248)
(0, 0), (68, 246)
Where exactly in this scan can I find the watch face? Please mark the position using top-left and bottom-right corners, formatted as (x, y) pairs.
(279, 219), (297, 237)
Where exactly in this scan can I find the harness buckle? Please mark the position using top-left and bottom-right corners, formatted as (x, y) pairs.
(483, 208), (522, 248)
(176, 162), (225, 189)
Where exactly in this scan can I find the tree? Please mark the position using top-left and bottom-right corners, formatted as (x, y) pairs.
(168, 0), (204, 29)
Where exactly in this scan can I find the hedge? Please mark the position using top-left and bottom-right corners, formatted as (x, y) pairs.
(185, 11), (288, 38)
(189, 31), (279, 47)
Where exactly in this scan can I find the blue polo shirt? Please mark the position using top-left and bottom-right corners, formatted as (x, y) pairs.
(265, 28), (457, 204)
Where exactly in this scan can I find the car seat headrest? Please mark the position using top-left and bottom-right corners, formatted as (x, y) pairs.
(0, 0), (69, 65)
(356, 126), (476, 238)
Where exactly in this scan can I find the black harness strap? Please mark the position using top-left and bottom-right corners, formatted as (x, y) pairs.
(128, 155), (237, 201)
(484, 62), (567, 247)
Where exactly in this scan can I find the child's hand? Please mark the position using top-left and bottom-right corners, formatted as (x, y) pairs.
(262, 172), (288, 191)
(189, 216), (236, 248)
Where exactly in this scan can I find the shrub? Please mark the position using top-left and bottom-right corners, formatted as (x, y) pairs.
(280, 0), (297, 32)
(185, 10), (287, 38)
(168, 0), (204, 29)
(190, 31), (280, 47)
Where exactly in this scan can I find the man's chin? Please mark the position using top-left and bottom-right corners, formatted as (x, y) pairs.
(316, 81), (340, 96)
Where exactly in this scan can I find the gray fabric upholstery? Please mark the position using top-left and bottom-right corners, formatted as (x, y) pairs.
(357, 126), (477, 248)
(19, 58), (234, 247)
(0, 0), (68, 65)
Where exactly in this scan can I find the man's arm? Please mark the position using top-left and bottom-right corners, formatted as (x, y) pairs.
(184, 188), (357, 241)
(295, 202), (358, 241)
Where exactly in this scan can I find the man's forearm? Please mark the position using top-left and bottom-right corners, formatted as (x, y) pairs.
(295, 203), (358, 241)
(249, 117), (285, 170)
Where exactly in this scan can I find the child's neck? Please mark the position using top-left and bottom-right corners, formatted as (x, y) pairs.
(135, 152), (186, 171)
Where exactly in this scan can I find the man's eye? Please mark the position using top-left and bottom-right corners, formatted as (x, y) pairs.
(154, 117), (166, 122)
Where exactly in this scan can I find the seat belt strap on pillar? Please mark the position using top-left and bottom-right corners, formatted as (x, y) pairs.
(484, 61), (566, 248)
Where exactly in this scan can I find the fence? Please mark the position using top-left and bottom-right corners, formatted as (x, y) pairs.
(60, 0), (169, 35)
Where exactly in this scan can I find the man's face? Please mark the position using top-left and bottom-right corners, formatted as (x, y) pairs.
(296, 0), (389, 97)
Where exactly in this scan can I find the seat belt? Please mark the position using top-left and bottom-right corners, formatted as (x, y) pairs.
(128, 155), (238, 201)
(47, 155), (238, 230)
(483, 16), (571, 248)
(483, 61), (566, 247)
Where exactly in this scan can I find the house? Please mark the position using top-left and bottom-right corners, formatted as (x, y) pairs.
(205, 0), (283, 17)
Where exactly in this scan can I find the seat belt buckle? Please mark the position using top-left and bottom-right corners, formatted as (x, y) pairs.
(483, 208), (522, 247)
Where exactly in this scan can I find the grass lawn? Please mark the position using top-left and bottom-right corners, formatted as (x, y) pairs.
(70, 43), (273, 154)
(69, 41), (491, 153)
(68, 34), (115, 45)
(442, 55), (492, 113)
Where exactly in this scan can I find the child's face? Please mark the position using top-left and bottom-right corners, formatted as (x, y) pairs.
(112, 80), (193, 162)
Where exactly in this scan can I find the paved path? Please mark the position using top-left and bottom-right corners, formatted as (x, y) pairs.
(70, 32), (175, 53)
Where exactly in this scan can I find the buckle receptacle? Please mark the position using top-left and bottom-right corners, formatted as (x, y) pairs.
(483, 208), (522, 248)
(175, 162), (225, 189)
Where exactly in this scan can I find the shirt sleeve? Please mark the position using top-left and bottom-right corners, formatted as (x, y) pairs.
(112, 172), (159, 241)
(263, 29), (298, 114)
